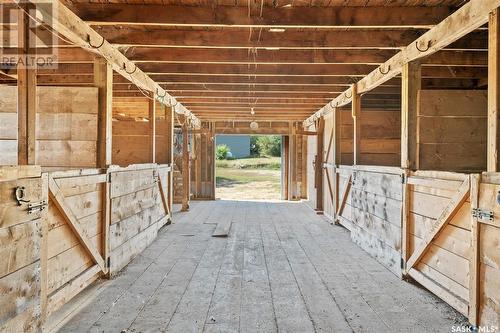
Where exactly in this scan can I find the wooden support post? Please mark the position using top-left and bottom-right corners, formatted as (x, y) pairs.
(315, 118), (325, 212)
(181, 115), (190, 211)
(401, 169), (410, 276)
(288, 122), (297, 200)
(94, 57), (113, 168)
(401, 61), (422, 170)
(301, 134), (308, 199)
(282, 135), (289, 200)
(210, 122), (216, 200)
(194, 130), (202, 198)
(488, 8), (500, 172)
(17, 7), (36, 165)
(332, 107), (341, 222)
(149, 98), (156, 163)
(333, 107), (341, 166)
(352, 84), (361, 165)
(468, 173), (480, 327)
(167, 106), (174, 212)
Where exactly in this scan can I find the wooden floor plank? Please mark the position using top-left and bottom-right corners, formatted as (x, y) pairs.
(57, 200), (465, 333)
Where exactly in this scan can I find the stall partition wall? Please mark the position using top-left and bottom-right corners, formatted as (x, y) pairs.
(0, 86), (98, 168)
(0, 164), (172, 332)
(306, 90), (497, 327)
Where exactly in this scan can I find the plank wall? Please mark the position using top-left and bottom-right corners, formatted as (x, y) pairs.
(108, 165), (169, 273)
(0, 86), (98, 168)
(112, 98), (170, 166)
(341, 109), (401, 166)
(0, 167), (44, 332)
(0, 86), (17, 164)
(417, 90), (487, 172)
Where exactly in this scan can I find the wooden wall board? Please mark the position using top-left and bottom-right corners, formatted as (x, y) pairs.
(0, 172), (44, 332)
(0, 86), (19, 165)
(0, 86), (99, 168)
(417, 90), (487, 172)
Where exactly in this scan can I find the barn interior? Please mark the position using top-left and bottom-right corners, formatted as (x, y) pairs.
(1, 0), (499, 331)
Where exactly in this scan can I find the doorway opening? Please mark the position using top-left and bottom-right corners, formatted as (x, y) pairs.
(215, 135), (282, 200)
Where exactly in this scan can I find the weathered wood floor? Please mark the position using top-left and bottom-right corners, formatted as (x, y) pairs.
(55, 200), (464, 333)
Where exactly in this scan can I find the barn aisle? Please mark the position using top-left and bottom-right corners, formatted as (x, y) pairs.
(51, 200), (463, 333)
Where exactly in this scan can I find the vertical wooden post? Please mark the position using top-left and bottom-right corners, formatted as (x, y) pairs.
(401, 61), (421, 170)
(17, 7), (36, 165)
(401, 169), (410, 277)
(194, 130), (202, 198)
(210, 122), (216, 200)
(94, 57), (113, 168)
(94, 57), (112, 274)
(181, 115), (190, 211)
(468, 173), (480, 327)
(333, 107), (341, 166)
(40, 172), (48, 319)
(352, 84), (361, 165)
(149, 98), (156, 163)
(315, 118), (325, 212)
(301, 134), (308, 199)
(288, 122), (297, 200)
(167, 106), (174, 212)
(488, 8), (500, 172)
(333, 107), (341, 222)
(282, 135), (289, 200)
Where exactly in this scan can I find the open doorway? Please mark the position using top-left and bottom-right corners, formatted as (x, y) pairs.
(215, 135), (282, 200)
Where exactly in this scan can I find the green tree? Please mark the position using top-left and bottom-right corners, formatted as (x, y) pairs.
(216, 144), (231, 160)
(254, 136), (281, 157)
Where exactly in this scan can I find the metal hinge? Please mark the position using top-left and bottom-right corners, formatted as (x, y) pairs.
(401, 174), (406, 184)
(471, 208), (494, 222)
(28, 200), (48, 214)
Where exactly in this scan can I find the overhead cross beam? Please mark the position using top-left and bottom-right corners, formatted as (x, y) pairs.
(304, 0), (500, 126)
(90, 27), (487, 51)
(17, 0), (200, 127)
(72, 4), (454, 29)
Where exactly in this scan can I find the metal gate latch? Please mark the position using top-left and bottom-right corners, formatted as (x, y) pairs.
(28, 200), (48, 214)
(15, 186), (30, 205)
(472, 208), (494, 222)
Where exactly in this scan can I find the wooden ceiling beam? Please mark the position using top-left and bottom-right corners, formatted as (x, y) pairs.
(73, 4), (455, 29)
(16, 0), (200, 126)
(34, 63), (487, 79)
(92, 27), (486, 51)
(120, 48), (487, 67)
(305, 0), (500, 125)
(10, 46), (487, 67)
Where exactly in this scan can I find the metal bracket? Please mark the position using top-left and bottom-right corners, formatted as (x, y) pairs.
(28, 200), (48, 215)
(472, 208), (494, 222)
(401, 174), (406, 184)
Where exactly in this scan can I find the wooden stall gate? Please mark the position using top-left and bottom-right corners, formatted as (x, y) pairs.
(0, 164), (172, 331)
(331, 167), (499, 327)
(334, 165), (404, 277)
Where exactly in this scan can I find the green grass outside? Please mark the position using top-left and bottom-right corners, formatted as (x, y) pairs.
(216, 156), (281, 170)
(216, 157), (282, 199)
